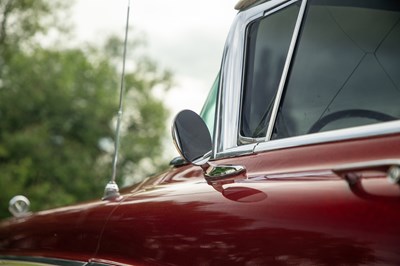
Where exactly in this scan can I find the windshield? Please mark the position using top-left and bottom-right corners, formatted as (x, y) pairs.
(273, 0), (400, 139)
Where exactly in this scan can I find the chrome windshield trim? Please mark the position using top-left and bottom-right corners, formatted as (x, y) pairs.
(215, 0), (294, 156)
(212, 10), (244, 158)
(265, 0), (308, 141)
(254, 120), (400, 154)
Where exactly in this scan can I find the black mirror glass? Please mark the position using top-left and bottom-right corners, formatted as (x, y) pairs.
(172, 110), (212, 165)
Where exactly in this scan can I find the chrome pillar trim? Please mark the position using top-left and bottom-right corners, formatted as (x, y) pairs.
(265, 0), (308, 141)
(214, 0), (293, 158)
(254, 120), (400, 154)
(215, 11), (259, 155)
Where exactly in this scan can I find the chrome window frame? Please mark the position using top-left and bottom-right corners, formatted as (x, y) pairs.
(214, 0), (295, 158)
(213, 0), (400, 159)
(264, 0), (307, 141)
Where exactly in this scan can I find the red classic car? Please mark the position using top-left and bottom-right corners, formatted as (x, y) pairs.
(1, 0), (400, 265)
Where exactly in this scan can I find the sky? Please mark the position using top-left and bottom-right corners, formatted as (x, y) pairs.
(71, 0), (238, 119)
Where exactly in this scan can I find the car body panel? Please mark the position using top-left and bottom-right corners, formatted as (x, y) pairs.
(94, 133), (400, 265)
(0, 200), (116, 262)
(3, 133), (398, 265)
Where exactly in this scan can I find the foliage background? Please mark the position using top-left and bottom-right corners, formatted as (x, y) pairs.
(0, 0), (173, 219)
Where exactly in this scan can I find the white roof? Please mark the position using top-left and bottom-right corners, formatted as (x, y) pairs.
(235, 0), (258, 10)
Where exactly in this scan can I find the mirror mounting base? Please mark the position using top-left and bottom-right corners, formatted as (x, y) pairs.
(202, 163), (246, 181)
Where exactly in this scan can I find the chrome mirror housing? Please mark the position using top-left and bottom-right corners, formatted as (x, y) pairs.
(172, 109), (212, 166)
(172, 110), (246, 181)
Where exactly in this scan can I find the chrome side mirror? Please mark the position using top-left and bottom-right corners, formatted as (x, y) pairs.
(172, 110), (246, 181)
(172, 109), (212, 166)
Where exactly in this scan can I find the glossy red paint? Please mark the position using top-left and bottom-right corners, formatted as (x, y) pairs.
(93, 133), (400, 265)
(2, 133), (398, 265)
(0, 199), (118, 262)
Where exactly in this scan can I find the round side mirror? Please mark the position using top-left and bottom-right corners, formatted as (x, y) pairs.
(172, 110), (212, 166)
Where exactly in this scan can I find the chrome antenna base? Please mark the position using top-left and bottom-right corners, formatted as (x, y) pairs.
(9, 195), (31, 217)
(102, 181), (121, 200)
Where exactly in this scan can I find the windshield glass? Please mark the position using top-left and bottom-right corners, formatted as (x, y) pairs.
(272, 0), (400, 139)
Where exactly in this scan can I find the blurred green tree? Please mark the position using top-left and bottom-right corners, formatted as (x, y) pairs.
(0, 0), (172, 218)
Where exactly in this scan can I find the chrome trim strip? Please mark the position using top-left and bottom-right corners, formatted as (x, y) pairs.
(265, 0), (308, 141)
(216, 143), (258, 158)
(333, 159), (400, 173)
(266, 170), (332, 179)
(254, 120), (400, 154)
(212, 12), (241, 156)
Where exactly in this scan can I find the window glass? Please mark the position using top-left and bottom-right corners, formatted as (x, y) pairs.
(240, 4), (299, 140)
(200, 73), (219, 137)
(273, 0), (400, 139)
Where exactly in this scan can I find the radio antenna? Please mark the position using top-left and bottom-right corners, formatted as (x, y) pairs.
(103, 0), (130, 200)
